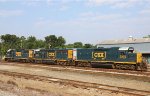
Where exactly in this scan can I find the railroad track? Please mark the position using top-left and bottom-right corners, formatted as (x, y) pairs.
(0, 70), (149, 96)
(148, 65), (150, 71)
(1, 61), (150, 77)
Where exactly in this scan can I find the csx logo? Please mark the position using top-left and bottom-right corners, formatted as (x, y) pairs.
(16, 52), (21, 56)
(48, 52), (55, 57)
(93, 52), (105, 58)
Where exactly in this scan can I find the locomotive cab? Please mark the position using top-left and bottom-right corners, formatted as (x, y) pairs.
(118, 47), (134, 53)
(5, 49), (16, 61)
(118, 47), (134, 59)
(116, 47), (147, 71)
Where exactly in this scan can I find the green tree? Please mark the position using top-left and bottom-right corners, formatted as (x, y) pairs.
(1, 34), (20, 49)
(0, 34), (20, 55)
(20, 36), (26, 49)
(0, 42), (2, 58)
(74, 42), (83, 48)
(143, 35), (150, 38)
(57, 36), (66, 48)
(45, 35), (57, 48)
(35, 40), (46, 49)
(26, 36), (37, 49)
(65, 44), (74, 48)
(45, 35), (66, 48)
(83, 43), (93, 48)
(1, 34), (18, 43)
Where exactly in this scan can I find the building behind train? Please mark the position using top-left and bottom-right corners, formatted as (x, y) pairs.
(97, 36), (150, 65)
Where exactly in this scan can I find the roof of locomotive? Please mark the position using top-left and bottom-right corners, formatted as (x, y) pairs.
(119, 47), (134, 51)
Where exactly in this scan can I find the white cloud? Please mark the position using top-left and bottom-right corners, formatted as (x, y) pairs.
(87, 0), (118, 5)
(0, 0), (9, 2)
(33, 18), (150, 44)
(23, 0), (43, 6)
(140, 9), (150, 15)
(87, 0), (146, 8)
(79, 12), (122, 22)
(33, 9), (150, 43)
(47, 0), (54, 6)
(59, 5), (68, 11)
(0, 10), (23, 17)
(34, 12), (123, 29)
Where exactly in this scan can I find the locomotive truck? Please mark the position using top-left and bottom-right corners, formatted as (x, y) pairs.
(5, 47), (148, 71)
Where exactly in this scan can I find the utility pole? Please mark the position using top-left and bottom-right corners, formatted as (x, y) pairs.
(49, 43), (51, 49)
(49, 38), (51, 49)
(21, 39), (23, 49)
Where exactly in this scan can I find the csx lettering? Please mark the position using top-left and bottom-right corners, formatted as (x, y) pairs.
(16, 52), (21, 56)
(93, 53), (105, 58)
(49, 53), (55, 56)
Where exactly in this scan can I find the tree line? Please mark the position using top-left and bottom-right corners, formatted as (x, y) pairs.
(0, 34), (95, 56)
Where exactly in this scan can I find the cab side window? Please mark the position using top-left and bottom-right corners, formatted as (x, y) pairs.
(120, 52), (125, 55)
(128, 50), (133, 53)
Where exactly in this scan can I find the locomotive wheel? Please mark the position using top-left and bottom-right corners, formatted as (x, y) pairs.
(130, 65), (136, 70)
(137, 57), (148, 71)
(116, 64), (121, 69)
(63, 62), (67, 66)
(112, 64), (116, 69)
(75, 62), (78, 66)
(90, 63), (94, 68)
(58, 61), (66, 66)
(87, 62), (91, 67)
(81, 62), (86, 67)
(4, 58), (7, 61)
(57, 61), (60, 65)
(142, 58), (148, 71)
(120, 65), (124, 69)
(57, 61), (62, 65)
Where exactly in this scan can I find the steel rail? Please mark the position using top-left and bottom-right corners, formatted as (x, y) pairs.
(1, 62), (150, 77)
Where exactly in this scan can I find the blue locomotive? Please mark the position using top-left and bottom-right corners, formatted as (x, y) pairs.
(5, 47), (148, 71)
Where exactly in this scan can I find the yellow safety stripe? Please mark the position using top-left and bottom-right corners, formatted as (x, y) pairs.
(19, 58), (28, 59)
(91, 61), (114, 63)
(114, 62), (136, 64)
(75, 60), (89, 62)
(91, 61), (136, 64)
(57, 60), (67, 62)
(42, 59), (56, 60)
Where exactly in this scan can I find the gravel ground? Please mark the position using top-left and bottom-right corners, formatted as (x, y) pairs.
(0, 64), (149, 91)
(0, 74), (131, 96)
(0, 81), (61, 96)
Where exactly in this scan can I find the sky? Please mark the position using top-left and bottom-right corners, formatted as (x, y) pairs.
(0, 0), (150, 44)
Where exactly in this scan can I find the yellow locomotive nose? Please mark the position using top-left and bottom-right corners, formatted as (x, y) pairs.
(137, 53), (148, 71)
(137, 53), (142, 63)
